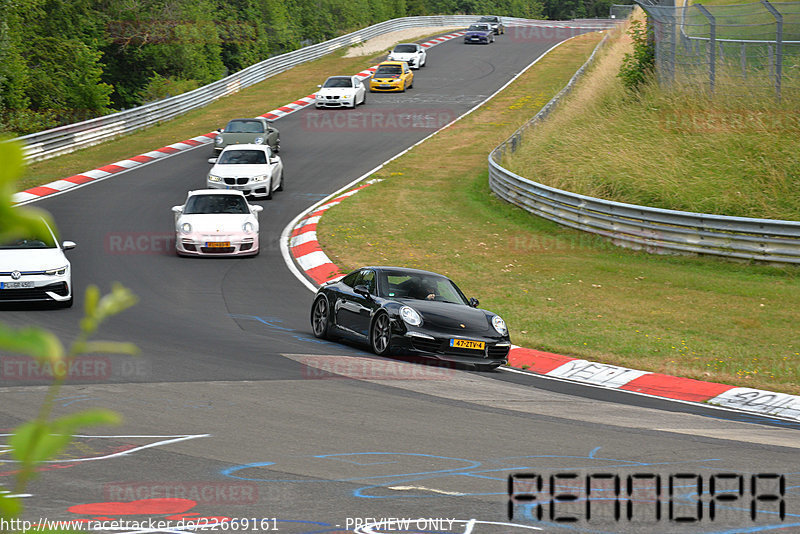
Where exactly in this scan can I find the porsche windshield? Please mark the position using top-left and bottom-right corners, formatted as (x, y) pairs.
(393, 44), (417, 53)
(374, 66), (402, 77)
(218, 150), (267, 165)
(380, 270), (468, 305)
(224, 120), (264, 133)
(184, 195), (249, 215)
(323, 77), (353, 88)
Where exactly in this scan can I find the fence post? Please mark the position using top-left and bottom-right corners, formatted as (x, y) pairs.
(696, 4), (715, 95)
(762, 0), (783, 101)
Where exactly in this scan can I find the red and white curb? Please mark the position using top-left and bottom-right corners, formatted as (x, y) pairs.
(12, 31), (466, 206)
(288, 184), (800, 424)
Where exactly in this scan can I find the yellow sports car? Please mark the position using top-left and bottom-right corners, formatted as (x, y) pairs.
(369, 61), (414, 92)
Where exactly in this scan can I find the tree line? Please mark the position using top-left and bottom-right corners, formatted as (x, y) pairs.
(0, 0), (624, 136)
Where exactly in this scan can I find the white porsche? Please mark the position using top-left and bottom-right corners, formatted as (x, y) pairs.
(172, 190), (262, 257)
(387, 43), (427, 69)
(315, 76), (367, 108)
(207, 144), (283, 200)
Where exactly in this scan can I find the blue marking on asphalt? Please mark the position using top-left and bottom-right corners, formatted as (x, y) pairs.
(230, 313), (341, 346)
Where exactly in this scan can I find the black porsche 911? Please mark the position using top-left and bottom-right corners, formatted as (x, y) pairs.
(310, 266), (511, 370)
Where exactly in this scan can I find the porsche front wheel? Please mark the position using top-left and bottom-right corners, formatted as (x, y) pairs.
(370, 312), (392, 356)
(311, 296), (330, 339)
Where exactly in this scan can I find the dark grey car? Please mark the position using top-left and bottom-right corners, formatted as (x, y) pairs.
(212, 117), (280, 156)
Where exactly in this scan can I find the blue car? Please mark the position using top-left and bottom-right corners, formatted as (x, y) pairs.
(464, 23), (495, 44)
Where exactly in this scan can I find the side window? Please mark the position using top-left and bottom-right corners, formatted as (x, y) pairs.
(341, 271), (359, 288)
(361, 270), (376, 295)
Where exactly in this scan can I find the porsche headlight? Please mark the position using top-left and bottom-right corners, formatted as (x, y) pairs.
(208, 174), (222, 183)
(400, 306), (422, 327)
(243, 222), (255, 233)
(215, 136), (223, 145)
(254, 137), (264, 144)
(45, 266), (68, 276)
(179, 222), (192, 234)
(492, 315), (508, 336)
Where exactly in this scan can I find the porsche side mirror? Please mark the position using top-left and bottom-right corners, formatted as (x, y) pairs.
(270, 157), (279, 164)
(251, 205), (263, 214)
(469, 297), (479, 308)
(317, 84), (322, 88)
(354, 284), (371, 298)
(208, 158), (218, 164)
(172, 206), (183, 214)
(62, 241), (76, 251)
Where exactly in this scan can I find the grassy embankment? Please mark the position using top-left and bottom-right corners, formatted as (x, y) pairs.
(317, 21), (800, 394)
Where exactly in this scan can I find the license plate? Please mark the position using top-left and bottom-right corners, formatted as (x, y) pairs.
(381, 85), (393, 88)
(1, 281), (34, 289)
(205, 242), (231, 248)
(450, 339), (485, 350)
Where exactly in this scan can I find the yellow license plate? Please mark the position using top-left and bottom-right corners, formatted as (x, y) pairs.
(450, 339), (485, 350)
(206, 241), (230, 248)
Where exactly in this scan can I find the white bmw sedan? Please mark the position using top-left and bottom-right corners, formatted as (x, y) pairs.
(207, 144), (283, 200)
(315, 76), (367, 108)
(0, 218), (75, 307)
(387, 43), (427, 69)
(172, 190), (262, 257)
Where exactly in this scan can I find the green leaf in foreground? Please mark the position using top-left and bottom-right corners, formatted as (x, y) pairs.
(10, 410), (121, 467)
(0, 324), (65, 363)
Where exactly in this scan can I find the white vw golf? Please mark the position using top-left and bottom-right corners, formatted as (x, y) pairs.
(0, 218), (75, 307)
(315, 76), (367, 109)
(207, 144), (283, 200)
(172, 190), (262, 257)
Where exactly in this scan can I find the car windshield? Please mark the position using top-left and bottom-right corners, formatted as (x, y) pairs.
(183, 195), (250, 215)
(479, 17), (498, 22)
(218, 149), (267, 165)
(379, 270), (468, 305)
(393, 44), (417, 53)
(374, 65), (402, 77)
(224, 120), (264, 134)
(0, 237), (56, 249)
(468, 25), (490, 31)
(323, 77), (353, 88)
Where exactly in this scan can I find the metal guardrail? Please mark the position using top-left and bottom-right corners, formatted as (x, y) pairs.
(12, 15), (479, 162)
(488, 33), (800, 264)
(11, 15), (614, 163)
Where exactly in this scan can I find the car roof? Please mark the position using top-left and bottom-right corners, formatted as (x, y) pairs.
(187, 189), (247, 197)
(377, 61), (407, 67)
(325, 75), (352, 80)
(227, 117), (265, 122)
(218, 143), (270, 152)
(359, 266), (452, 278)
(393, 43), (418, 48)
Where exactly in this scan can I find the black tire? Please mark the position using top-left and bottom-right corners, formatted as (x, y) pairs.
(369, 312), (392, 356)
(273, 140), (280, 153)
(264, 177), (273, 200)
(311, 295), (330, 339)
(276, 169), (284, 191)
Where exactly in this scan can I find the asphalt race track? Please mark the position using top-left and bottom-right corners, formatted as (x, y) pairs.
(2, 28), (799, 533)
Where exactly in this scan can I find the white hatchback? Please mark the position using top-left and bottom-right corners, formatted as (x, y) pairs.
(207, 144), (283, 200)
(0, 218), (75, 307)
(387, 43), (427, 69)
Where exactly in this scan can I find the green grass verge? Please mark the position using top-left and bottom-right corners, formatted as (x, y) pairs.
(317, 28), (800, 395)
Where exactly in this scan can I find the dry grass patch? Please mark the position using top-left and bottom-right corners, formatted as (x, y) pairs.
(319, 31), (800, 395)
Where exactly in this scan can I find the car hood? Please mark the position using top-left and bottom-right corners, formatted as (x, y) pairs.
(178, 214), (255, 234)
(0, 248), (68, 271)
(465, 30), (491, 36)
(317, 87), (356, 97)
(209, 164), (272, 177)
(400, 299), (492, 332)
